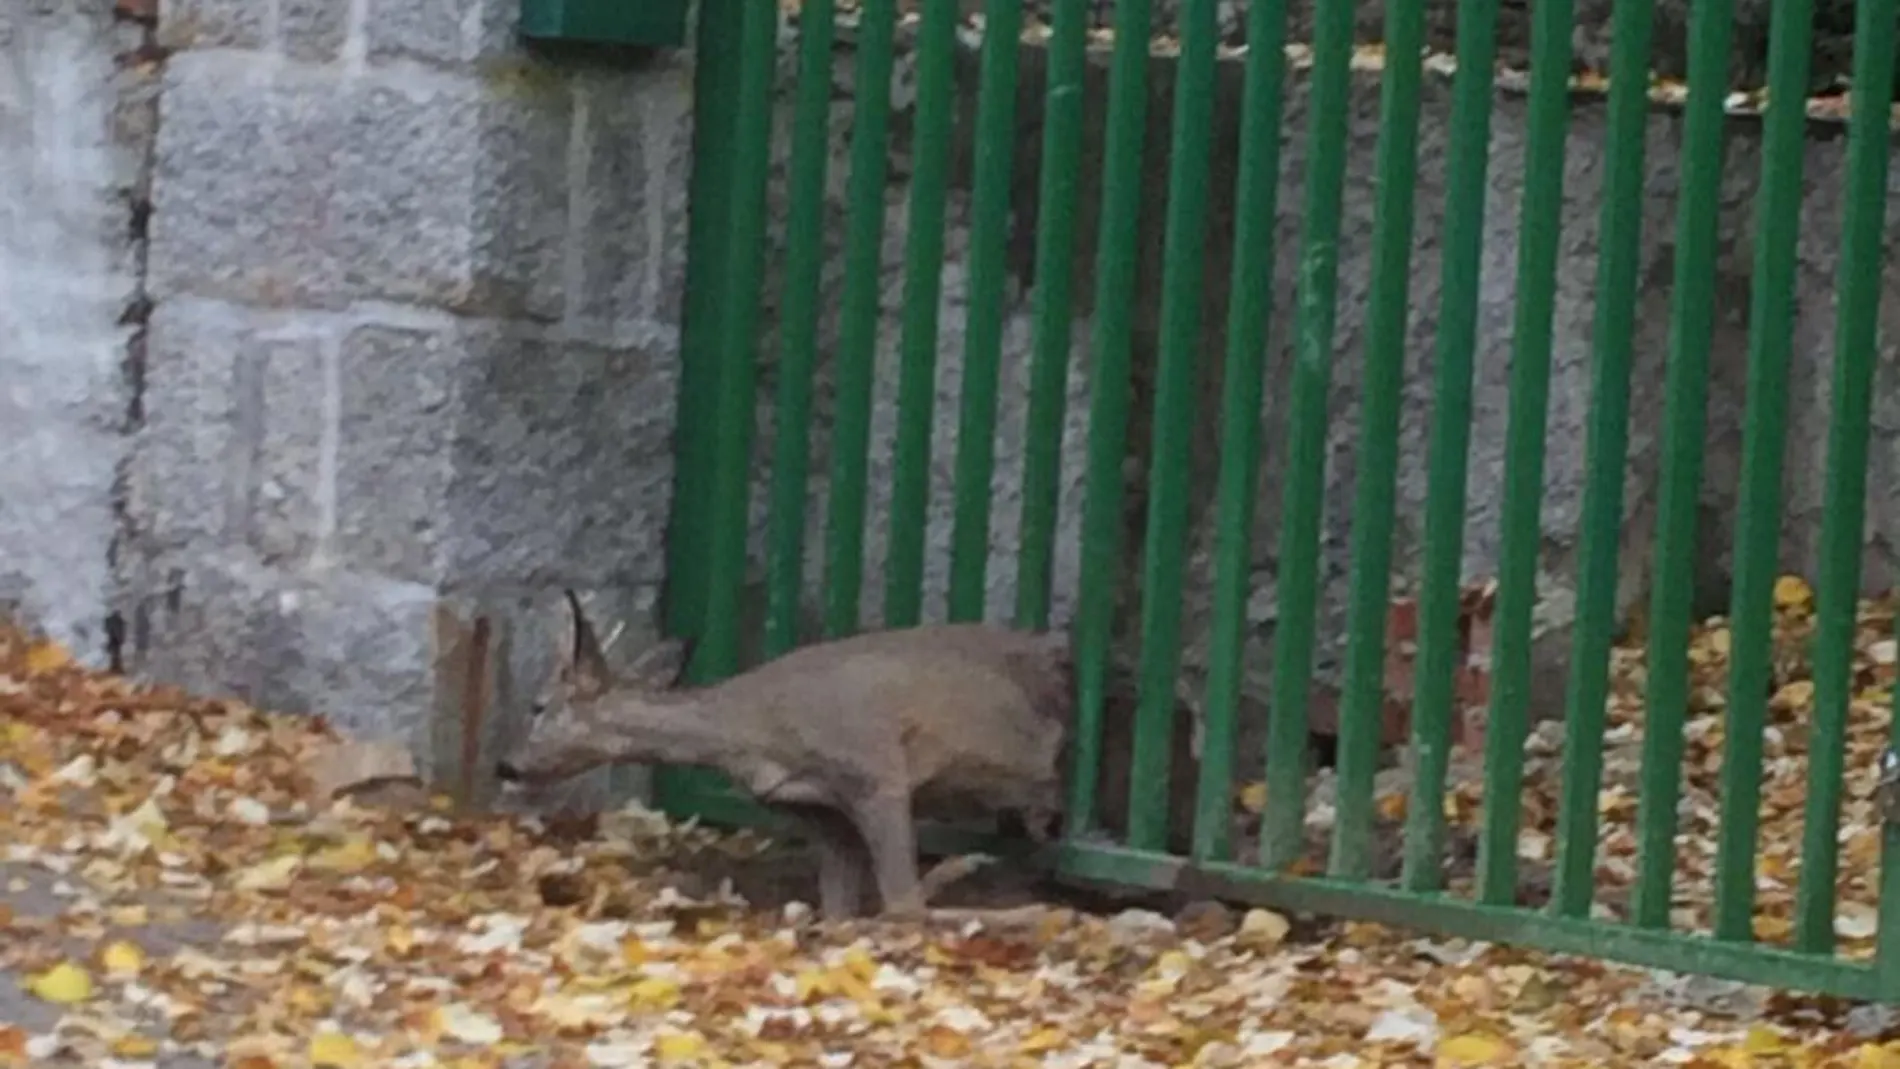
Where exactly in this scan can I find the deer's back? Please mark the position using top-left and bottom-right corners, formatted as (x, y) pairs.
(703, 624), (1074, 804)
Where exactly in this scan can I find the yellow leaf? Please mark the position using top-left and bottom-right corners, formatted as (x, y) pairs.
(1437, 1033), (1512, 1066)
(100, 940), (145, 978)
(1744, 1025), (1786, 1054)
(1020, 1027), (1067, 1053)
(1855, 1042), (1900, 1069)
(26, 962), (93, 1004)
(233, 855), (303, 892)
(655, 1031), (708, 1064)
(309, 1030), (364, 1068)
(627, 977), (681, 1010)
(1238, 781), (1268, 814)
(1770, 680), (1815, 713)
(920, 1026), (972, 1059)
(840, 946), (878, 980)
(308, 835), (378, 874)
(111, 1034), (160, 1058)
(23, 639), (73, 676)
(1774, 575), (1814, 611)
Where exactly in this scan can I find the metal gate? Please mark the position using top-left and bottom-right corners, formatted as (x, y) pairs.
(660, 0), (1900, 999)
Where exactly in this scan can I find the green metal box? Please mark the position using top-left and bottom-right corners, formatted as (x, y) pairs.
(519, 0), (690, 48)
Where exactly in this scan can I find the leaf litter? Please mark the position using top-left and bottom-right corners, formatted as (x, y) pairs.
(2, 596), (1900, 1068)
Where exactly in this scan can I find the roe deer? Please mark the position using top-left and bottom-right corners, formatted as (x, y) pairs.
(495, 591), (1075, 920)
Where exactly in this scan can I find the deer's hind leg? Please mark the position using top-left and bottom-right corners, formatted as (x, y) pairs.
(785, 805), (871, 920)
(846, 788), (925, 918)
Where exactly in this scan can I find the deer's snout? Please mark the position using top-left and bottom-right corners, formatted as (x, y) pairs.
(495, 760), (523, 783)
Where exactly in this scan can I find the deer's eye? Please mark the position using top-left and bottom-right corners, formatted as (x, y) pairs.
(530, 701), (548, 718)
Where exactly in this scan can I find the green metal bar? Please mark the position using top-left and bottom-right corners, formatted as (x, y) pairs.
(1260, 0), (1358, 871)
(1013, 0), (1089, 632)
(1714, 0), (1815, 944)
(1477, 0), (1573, 907)
(1057, 843), (1885, 1001)
(1126, 0), (1219, 853)
(884, 0), (959, 630)
(762, 0), (837, 659)
(697, 0), (779, 679)
(1629, 0), (1733, 931)
(1193, 0), (1292, 864)
(946, 0), (1025, 622)
(649, 0), (741, 813)
(1330, 0), (1428, 882)
(1068, 0), (1154, 835)
(664, 0), (740, 650)
(1401, 0), (1499, 893)
(821, 0), (899, 639)
(1549, 0), (1654, 920)
(1795, 0), (1896, 955)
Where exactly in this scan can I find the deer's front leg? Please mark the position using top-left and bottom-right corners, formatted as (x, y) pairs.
(787, 806), (869, 920)
(847, 789), (923, 918)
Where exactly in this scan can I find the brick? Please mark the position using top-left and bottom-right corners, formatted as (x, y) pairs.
(124, 553), (439, 747)
(366, 0), (520, 65)
(148, 54), (569, 317)
(134, 300), (327, 565)
(334, 324), (459, 582)
(156, 0), (269, 52)
(280, 0), (348, 61)
(443, 328), (677, 587)
(570, 63), (694, 329)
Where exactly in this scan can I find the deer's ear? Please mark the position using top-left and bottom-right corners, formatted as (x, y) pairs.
(561, 590), (613, 696)
(625, 636), (693, 689)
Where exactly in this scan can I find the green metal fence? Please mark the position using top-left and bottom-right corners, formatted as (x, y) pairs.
(660, 0), (1900, 1000)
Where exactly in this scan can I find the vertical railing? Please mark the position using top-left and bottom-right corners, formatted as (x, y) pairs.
(1194, 0), (1293, 864)
(884, 0), (959, 629)
(1067, 0), (1155, 836)
(1798, 0), (1897, 957)
(1013, 0), (1088, 631)
(1126, 0), (1220, 852)
(946, 0), (1026, 623)
(822, 0), (898, 639)
(1402, 0), (1502, 892)
(1477, 0), (1575, 908)
(1550, 0), (1655, 920)
(763, 0), (838, 659)
(1260, 0), (1356, 871)
(1332, 0), (1428, 880)
(1630, 0), (1733, 931)
(1712, 0), (1815, 945)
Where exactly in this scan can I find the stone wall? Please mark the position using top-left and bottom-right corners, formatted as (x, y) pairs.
(111, 0), (694, 806)
(0, 1), (151, 661)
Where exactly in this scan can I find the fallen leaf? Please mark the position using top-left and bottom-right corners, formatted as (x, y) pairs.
(23, 638), (73, 676)
(100, 940), (145, 978)
(309, 1030), (364, 1068)
(25, 962), (93, 1004)
(233, 854), (303, 892)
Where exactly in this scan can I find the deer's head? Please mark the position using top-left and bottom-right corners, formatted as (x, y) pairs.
(494, 591), (692, 788)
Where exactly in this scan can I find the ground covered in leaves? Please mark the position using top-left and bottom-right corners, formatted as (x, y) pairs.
(5, 611), (1900, 1068)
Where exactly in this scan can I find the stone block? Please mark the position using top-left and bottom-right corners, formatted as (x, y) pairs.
(0, 0), (139, 661)
(125, 554), (440, 747)
(156, 0), (269, 52)
(366, 0), (520, 66)
(570, 61), (695, 330)
(334, 324), (459, 582)
(444, 328), (678, 586)
(149, 53), (570, 317)
(134, 300), (327, 566)
(280, 0), (348, 61)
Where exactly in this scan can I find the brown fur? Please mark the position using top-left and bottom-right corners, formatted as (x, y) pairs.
(499, 593), (1076, 920)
